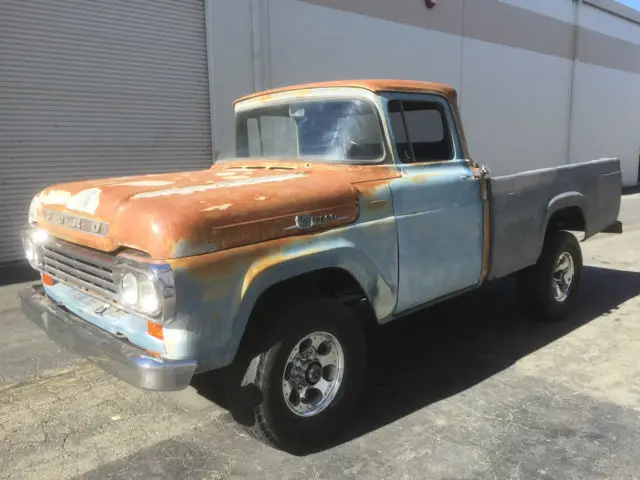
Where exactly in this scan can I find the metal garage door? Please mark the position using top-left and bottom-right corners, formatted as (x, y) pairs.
(0, 0), (212, 264)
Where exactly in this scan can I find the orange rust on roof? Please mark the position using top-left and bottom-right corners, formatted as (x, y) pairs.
(233, 79), (457, 105)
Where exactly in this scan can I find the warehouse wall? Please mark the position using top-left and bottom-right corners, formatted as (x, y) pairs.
(459, 0), (574, 175)
(266, 0), (577, 177)
(206, 0), (640, 185)
(570, 2), (640, 186)
(205, 0), (255, 158)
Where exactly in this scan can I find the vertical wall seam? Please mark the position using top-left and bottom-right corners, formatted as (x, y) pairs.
(566, 0), (582, 165)
(459, 0), (466, 109)
(263, 0), (273, 90)
(251, 0), (263, 92)
(204, 0), (218, 160)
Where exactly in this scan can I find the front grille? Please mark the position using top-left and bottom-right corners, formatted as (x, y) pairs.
(43, 239), (117, 299)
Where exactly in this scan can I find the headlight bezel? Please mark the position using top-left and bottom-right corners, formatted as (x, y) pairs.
(114, 260), (176, 324)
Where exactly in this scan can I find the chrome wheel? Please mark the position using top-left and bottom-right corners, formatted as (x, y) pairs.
(282, 331), (344, 417)
(553, 251), (575, 302)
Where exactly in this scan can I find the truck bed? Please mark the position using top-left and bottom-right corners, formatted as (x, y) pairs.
(487, 158), (622, 280)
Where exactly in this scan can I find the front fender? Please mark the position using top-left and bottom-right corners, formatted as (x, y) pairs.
(231, 237), (396, 362)
(241, 240), (396, 321)
(170, 218), (398, 371)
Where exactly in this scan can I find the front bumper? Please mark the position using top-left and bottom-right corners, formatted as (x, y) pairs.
(19, 285), (197, 391)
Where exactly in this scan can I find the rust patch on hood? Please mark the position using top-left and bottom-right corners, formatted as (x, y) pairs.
(33, 160), (400, 259)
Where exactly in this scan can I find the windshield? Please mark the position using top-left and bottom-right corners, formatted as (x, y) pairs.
(233, 99), (385, 163)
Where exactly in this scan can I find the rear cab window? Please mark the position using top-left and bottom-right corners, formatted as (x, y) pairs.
(387, 99), (455, 163)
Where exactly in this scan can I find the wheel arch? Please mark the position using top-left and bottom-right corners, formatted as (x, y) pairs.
(543, 192), (588, 240)
(228, 246), (396, 364)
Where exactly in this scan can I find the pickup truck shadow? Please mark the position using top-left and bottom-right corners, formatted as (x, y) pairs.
(191, 265), (640, 455)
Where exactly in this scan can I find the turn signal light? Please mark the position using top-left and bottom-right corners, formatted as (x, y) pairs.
(146, 320), (164, 340)
(41, 272), (54, 286)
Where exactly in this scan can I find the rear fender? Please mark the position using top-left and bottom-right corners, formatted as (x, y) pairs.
(545, 192), (588, 230)
(537, 192), (588, 255)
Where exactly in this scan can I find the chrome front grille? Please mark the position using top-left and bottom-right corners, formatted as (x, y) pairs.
(43, 239), (117, 299)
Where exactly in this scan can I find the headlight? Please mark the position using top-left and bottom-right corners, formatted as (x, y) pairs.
(24, 238), (36, 263)
(116, 263), (175, 323)
(21, 226), (48, 269)
(121, 272), (139, 306)
(138, 276), (160, 314)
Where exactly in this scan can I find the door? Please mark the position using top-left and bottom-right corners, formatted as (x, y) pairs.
(386, 94), (484, 312)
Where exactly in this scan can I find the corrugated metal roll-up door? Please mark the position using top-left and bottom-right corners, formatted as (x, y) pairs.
(0, 0), (212, 264)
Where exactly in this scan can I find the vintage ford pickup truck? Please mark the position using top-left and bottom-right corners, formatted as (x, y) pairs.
(20, 79), (622, 451)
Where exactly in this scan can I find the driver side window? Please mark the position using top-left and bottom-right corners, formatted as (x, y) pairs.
(388, 99), (453, 163)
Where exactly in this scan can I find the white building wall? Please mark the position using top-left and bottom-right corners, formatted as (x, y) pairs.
(267, 0), (462, 88)
(205, 0), (640, 185)
(570, 3), (640, 186)
(460, 39), (573, 175)
(570, 61), (640, 186)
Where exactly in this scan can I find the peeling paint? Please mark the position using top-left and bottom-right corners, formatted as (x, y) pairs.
(201, 203), (232, 212)
(222, 175), (251, 180)
(407, 171), (444, 184)
(39, 189), (72, 205)
(112, 180), (174, 187)
(66, 188), (102, 215)
(131, 174), (305, 199)
(32, 162), (400, 258)
(163, 327), (197, 360)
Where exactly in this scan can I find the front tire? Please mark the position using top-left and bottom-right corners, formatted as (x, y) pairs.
(236, 296), (366, 452)
(518, 230), (583, 322)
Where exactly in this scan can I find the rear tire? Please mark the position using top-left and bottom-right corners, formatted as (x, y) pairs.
(518, 230), (583, 322)
(232, 296), (366, 453)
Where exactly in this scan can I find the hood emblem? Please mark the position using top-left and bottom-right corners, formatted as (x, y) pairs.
(43, 209), (109, 236)
(290, 213), (342, 230)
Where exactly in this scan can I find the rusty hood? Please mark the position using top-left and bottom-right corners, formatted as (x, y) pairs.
(31, 160), (397, 258)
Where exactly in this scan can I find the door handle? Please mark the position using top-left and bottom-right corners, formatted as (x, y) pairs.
(460, 174), (480, 181)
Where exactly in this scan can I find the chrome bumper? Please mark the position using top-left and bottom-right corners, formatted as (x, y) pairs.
(19, 285), (197, 391)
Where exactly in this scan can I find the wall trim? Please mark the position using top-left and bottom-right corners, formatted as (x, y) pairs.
(584, 0), (640, 26)
(300, 0), (640, 75)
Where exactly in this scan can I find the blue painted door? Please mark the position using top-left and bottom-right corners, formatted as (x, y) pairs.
(385, 94), (484, 312)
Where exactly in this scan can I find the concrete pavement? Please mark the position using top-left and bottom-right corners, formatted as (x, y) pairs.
(2, 194), (640, 479)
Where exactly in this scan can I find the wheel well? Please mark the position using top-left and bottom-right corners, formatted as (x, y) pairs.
(547, 206), (586, 236)
(243, 268), (375, 342)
